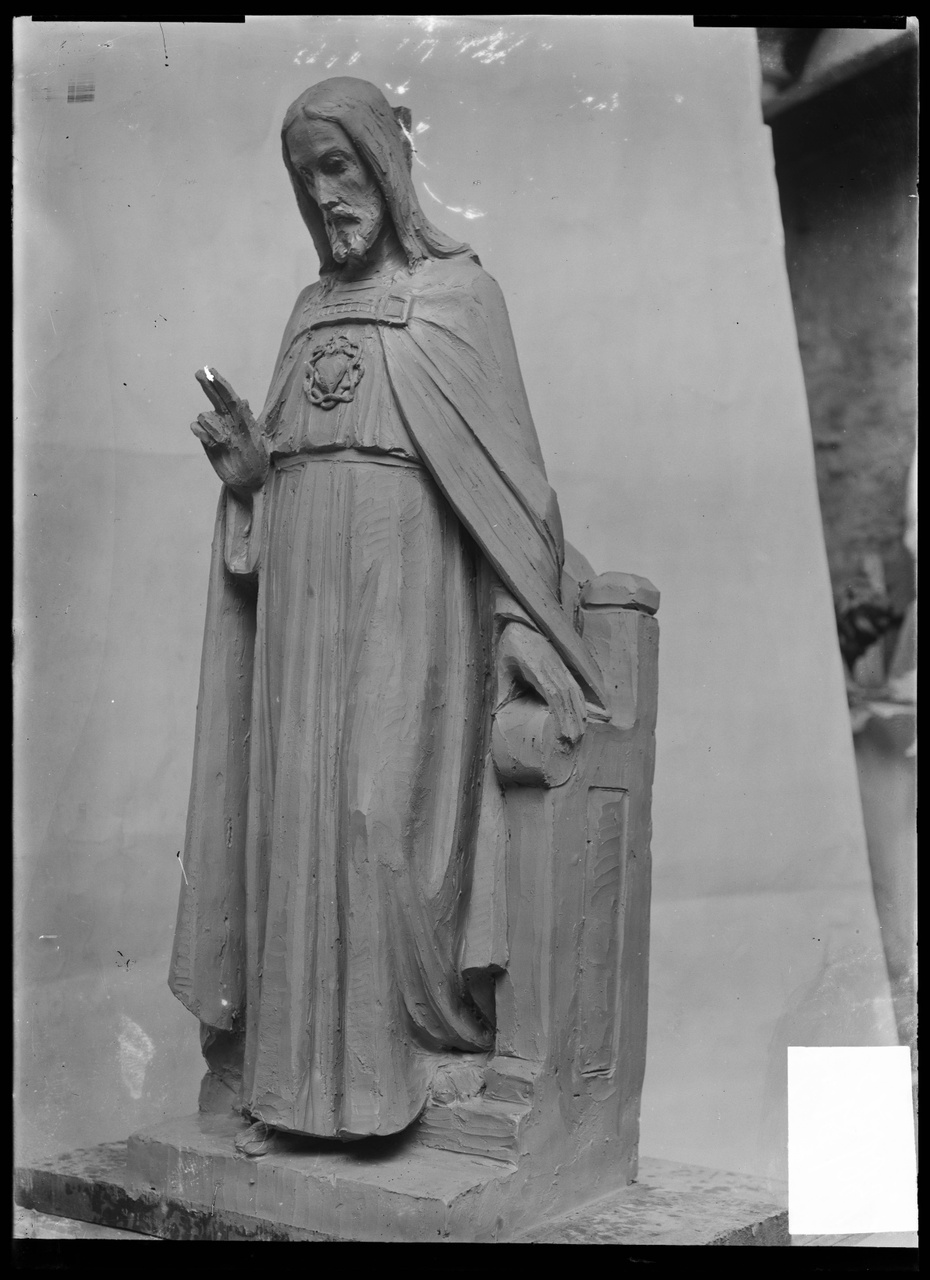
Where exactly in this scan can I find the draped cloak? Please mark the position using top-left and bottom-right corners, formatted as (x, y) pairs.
(169, 80), (607, 1140)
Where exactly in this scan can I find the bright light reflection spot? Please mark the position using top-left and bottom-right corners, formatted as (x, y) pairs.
(456, 29), (525, 63)
(422, 182), (485, 220)
(415, 16), (449, 34)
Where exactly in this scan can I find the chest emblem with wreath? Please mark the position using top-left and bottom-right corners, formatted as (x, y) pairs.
(305, 334), (365, 409)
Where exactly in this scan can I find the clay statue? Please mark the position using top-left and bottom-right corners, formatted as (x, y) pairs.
(169, 78), (657, 1188)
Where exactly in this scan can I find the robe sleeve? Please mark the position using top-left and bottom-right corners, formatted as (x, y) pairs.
(168, 492), (255, 1029)
(492, 583), (538, 631)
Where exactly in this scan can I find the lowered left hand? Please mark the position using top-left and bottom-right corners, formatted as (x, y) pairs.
(496, 621), (587, 746)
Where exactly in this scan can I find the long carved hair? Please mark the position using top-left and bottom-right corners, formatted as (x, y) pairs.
(281, 77), (473, 275)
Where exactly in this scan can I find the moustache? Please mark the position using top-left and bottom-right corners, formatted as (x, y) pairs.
(324, 207), (361, 225)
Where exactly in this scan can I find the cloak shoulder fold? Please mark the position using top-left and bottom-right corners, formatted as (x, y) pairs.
(381, 260), (608, 711)
(257, 282), (322, 430)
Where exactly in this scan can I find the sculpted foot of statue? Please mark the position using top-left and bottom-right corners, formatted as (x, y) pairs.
(224, 1053), (487, 1152)
(234, 1120), (277, 1158)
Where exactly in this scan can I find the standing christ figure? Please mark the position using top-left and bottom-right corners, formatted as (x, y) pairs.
(170, 78), (607, 1151)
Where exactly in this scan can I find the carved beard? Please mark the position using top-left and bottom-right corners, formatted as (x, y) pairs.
(323, 189), (386, 267)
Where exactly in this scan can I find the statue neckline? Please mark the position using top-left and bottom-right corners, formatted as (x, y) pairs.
(325, 263), (406, 290)
(317, 274), (409, 308)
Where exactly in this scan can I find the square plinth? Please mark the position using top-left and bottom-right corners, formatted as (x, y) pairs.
(15, 1112), (789, 1244)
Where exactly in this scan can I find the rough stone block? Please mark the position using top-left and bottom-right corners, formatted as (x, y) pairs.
(14, 1126), (789, 1244)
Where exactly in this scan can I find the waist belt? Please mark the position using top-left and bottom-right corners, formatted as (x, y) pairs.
(273, 448), (422, 471)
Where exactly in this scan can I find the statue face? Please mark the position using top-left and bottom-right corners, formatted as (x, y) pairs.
(286, 118), (386, 267)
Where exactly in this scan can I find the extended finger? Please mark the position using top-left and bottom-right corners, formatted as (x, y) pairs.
(509, 649), (548, 706)
(190, 421), (217, 448)
(195, 367), (240, 419)
(559, 682), (587, 744)
(546, 682), (585, 745)
(194, 367), (225, 415)
(190, 412), (227, 448)
(567, 678), (586, 734)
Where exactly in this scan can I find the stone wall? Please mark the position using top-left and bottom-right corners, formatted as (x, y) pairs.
(771, 48), (918, 617)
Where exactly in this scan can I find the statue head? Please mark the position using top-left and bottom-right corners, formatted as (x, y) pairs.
(282, 77), (473, 275)
(284, 113), (389, 270)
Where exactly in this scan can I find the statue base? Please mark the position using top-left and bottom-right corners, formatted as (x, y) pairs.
(15, 1112), (788, 1244)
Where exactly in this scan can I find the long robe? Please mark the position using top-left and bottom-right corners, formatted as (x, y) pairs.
(169, 253), (607, 1138)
